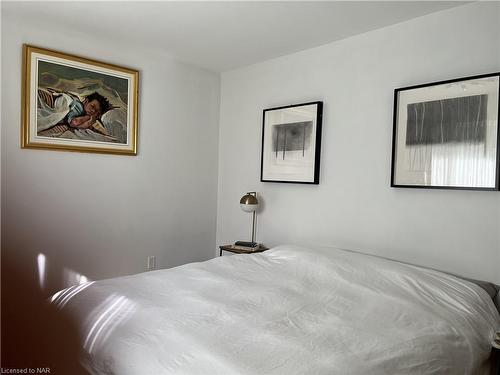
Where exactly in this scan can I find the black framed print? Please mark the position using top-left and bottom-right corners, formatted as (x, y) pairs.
(260, 101), (323, 184)
(391, 73), (500, 190)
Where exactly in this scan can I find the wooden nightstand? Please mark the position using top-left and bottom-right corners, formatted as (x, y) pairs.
(219, 244), (268, 257)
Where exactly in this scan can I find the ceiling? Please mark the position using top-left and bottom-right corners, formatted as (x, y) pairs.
(3, 1), (469, 72)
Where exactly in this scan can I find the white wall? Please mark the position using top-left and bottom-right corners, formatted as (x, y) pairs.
(1, 10), (220, 294)
(217, 2), (500, 284)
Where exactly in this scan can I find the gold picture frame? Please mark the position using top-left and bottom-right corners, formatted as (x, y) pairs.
(22, 44), (139, 155)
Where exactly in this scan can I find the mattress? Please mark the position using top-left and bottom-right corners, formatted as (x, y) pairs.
(52, 245), (500, 374)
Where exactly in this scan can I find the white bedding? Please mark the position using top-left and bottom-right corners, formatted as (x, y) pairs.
(53, 245), (500, 375)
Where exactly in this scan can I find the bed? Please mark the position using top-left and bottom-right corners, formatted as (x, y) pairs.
(52, 245), (500, 374)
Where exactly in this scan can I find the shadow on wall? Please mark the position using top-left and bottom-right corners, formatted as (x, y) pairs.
(1, 251), (87, 373)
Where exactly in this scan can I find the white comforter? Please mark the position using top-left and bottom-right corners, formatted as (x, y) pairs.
(54, 245), (500, 375)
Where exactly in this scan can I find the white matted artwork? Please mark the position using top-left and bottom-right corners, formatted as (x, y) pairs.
(391, 73), (500, 190)
(260, 101), (323, 184)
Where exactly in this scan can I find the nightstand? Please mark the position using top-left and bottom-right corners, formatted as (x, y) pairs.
(219, 244), (268, 257)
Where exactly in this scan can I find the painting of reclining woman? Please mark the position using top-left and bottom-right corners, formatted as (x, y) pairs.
(23, 45), (139, 155)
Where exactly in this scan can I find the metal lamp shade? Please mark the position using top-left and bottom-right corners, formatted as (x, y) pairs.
(240, 193), (259, 212)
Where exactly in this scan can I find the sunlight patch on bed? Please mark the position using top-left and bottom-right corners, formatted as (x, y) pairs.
(51, 281), (95, 308)
(83, 294), (136, 354)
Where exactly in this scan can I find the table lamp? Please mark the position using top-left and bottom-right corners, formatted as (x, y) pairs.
(237, 192), (260, 247)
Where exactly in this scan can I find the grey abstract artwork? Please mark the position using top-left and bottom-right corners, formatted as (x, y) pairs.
(272, 121), (312, 159)
(392, 73), (500, 190)
(261, 101), (322, 184)
(406, 94), (488, 146)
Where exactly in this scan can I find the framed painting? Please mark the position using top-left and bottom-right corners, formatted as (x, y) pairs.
(391, 73), (500, 190)
(22, 45), (139, 155)
(260, 101), (323, 184)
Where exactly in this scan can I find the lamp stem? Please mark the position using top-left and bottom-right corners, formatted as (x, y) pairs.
(251, 210), (256, 244)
